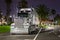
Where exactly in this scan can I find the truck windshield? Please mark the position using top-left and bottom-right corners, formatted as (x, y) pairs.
(18, 13), (28, 17)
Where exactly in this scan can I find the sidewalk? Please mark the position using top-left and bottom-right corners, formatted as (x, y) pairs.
(0, 32), (10, 36)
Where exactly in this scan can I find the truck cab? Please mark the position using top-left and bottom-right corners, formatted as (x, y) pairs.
(10, 8), (39, 34)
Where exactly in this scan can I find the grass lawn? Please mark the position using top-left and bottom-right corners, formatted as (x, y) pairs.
(0, 25), (10, 33)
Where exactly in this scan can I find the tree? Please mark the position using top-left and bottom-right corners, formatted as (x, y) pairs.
(36, 4), (49, 26)
(0, 9), (2, 25)
(18, 0), (28, 8)
(51, 9), (56, 15)
(36, 4), (49, 20)
(0, 9), (2, 19)
(54, 14), (60, 24)
(5, 0), (12, 24)
(51, 9), (56, 21)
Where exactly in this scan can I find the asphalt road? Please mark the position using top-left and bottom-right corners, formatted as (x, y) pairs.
(0, 34), (35, 40)
(0, 30), (60, 40)
(36, 31), (60, 40)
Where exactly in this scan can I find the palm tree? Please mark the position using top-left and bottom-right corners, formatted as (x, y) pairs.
(36, 4), (49, 26)
(5, 0), (12, 24)
(36, 4), (49, 20)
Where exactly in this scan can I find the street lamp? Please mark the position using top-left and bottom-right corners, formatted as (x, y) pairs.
(9, 15), (12, 18)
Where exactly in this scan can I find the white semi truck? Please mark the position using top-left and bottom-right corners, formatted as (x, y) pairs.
(10, 8), (39, 34)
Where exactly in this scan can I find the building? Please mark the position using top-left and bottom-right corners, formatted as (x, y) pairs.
(41, 19), (54, 26)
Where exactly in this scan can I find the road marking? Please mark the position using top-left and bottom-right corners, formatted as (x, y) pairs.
(58, 35), (60, 37)
(33, 28), (42, 40)
(24, 39), (33, 40)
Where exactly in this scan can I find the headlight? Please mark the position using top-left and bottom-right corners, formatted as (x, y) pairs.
(47, 27), (54, 29)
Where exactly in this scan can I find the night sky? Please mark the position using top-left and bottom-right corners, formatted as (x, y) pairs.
(0, 0), (60, 16)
